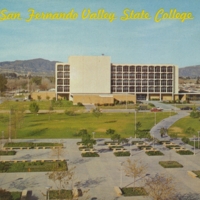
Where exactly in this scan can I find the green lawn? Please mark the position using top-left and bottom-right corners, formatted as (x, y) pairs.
(168, 116), (200, 137)
(0, 112), (173, 139)
(0, 100), (84, 111)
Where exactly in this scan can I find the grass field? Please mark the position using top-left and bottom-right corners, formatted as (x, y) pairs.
(168, 116), (200, 138)
(0, 112), (172, 139)
(0, 100), (84, 111)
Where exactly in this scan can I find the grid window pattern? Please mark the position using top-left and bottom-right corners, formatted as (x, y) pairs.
(109, 65), (175, 93)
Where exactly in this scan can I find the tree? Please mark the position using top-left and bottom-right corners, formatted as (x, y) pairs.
(81, 133), (96, 148)
(92, 108), (102, 118)
(120, 137), (129, 144)
(136, 121), (142, 130)
(37, 95), (41, 101)
(47, 166), (76, 199)
(51, 146), (65, 160)
(29, 102), (39, 114)
(145, 173), (177, 200)
(160, 127), (167, 138)
(77, 129), (88, 136)
(124, 158), (147, 188)
(111, 134), (121, 143)
(0, 74), (7, 93)
(106, 129), (115, 135)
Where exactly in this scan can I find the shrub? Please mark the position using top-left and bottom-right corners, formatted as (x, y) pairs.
(159, 161), (183, 168)
(176, 150), (193, 155)
(114, 151), (130, 156)
(182, 137), (190, 144)
(77, 102), (83, 106)
(81, 152), (99, 157)
(145, 151), (164, 156)
(121, 187), (147, 196)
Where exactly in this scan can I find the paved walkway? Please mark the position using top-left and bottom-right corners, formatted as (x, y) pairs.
(150, 111), (190, 141)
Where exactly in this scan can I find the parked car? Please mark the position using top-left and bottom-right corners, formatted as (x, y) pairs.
(180, 106), (192, 110)
(151, 107), (163, 112)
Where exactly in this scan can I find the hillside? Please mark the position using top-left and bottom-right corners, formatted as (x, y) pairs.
(179, 65), (200, 78)
(0, 58), (60, 76)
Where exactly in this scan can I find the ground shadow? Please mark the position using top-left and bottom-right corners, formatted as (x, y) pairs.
(77, 177), (106, 188)
(98, 148), (111, 153)
(175, 193), (200, 200)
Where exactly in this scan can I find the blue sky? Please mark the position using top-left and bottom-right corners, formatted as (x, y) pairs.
(0, 0), (199, 68)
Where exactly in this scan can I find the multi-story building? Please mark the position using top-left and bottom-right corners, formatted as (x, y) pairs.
(55, 56), (179, 104)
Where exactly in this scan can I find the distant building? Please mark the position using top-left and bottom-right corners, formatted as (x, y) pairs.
(55, 56), (179, 104)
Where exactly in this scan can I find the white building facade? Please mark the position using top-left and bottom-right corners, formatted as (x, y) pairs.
(55, 56), (179, 104)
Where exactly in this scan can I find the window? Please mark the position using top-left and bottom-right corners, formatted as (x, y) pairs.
(129, 80), (135, 85)
(57, 86), (63, 92)
(136, 80), (141, 85)
(142, 87), (147, 92)
(64, 86), (69, 92)
(167, 66), (173, 72)
(161, 73), (166, 79)
(155, 73), (160, 79)
(123, 66), (129, 72)
(155, 87), (160, 92)
(111, 86), (116, 92)
(167, 87), (172, 92)
(129, 73), (135, 78)
(64, 79), (70, 85)
(117, 66), (122, 72)
(167, 80), (172, 85)
(161, 87), (166, 92)
(136, 73), (141, 79)
(142, 66), (147, 72)
(123, 80), (128, 85)
(123, 73), (128, 79)
(117, 73), (122, 78)
(149, 66), (154, 72)
(111, 80), (116, 85)
(57, 79), (63, 85)
(161, 66), (166, 72)
(149, 80), (154, 85)
(64, 72), (69, 78)
(155, 80), (160, 85)
(149, 87), (154, 92)
(111, 73), (116, 78)
(136, 86), (141, 92)
(129, 86), (135, 92)
(123, 86), (128, 92)
(64, 65), (70, 71)
(136, 66), (141, 72)
(57, 72), (63, 78)
(57, 65), (63, 71)
(111, 66), (116, 72)
(142, 80), (147, 85)
(142, 73), (147, 79)
(161, 80), (166, 85)
(149, 73), (154, 79)
(167, 73), (172, 79)
(130, 66), (135, 72)
(117, 87), (122, 92)
(155, 66), (160, 72)
(117, 79), (122, 85)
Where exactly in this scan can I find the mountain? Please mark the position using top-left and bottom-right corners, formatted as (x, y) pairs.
(0, 58), (60, 76)
(179, 65), (200, 78)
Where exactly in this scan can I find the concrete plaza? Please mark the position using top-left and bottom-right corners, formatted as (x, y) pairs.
(0, 138), (200, 200)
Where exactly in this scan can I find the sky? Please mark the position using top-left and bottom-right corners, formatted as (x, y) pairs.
(0, 0), (200, 68)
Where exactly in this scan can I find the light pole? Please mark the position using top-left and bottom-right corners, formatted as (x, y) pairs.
(134, 110), (137, 138)
(92, 132), (95, 140)
(193, 136), (196, 155)
(46, 186), (52, 200)
(120, 162), (124, 188)
(198, 131), (200, 149)
(153, 133), (155, 148)
(154, 112), (156, 125)
(129, 137), (132, 156)
(1, 131), (4, 150)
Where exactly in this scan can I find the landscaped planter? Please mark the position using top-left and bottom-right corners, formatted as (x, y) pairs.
(192, 171), (200, 178)
(121, 187), (147, 196)
(49, 189), (73, 200)
(176, 150), (194, 155)
(159, 161), (183, 168)
(114, 151), (130, 157)
(145, 151), (164, 156)
(0, 151), (16, 156)
(81, 152), (99, 157)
